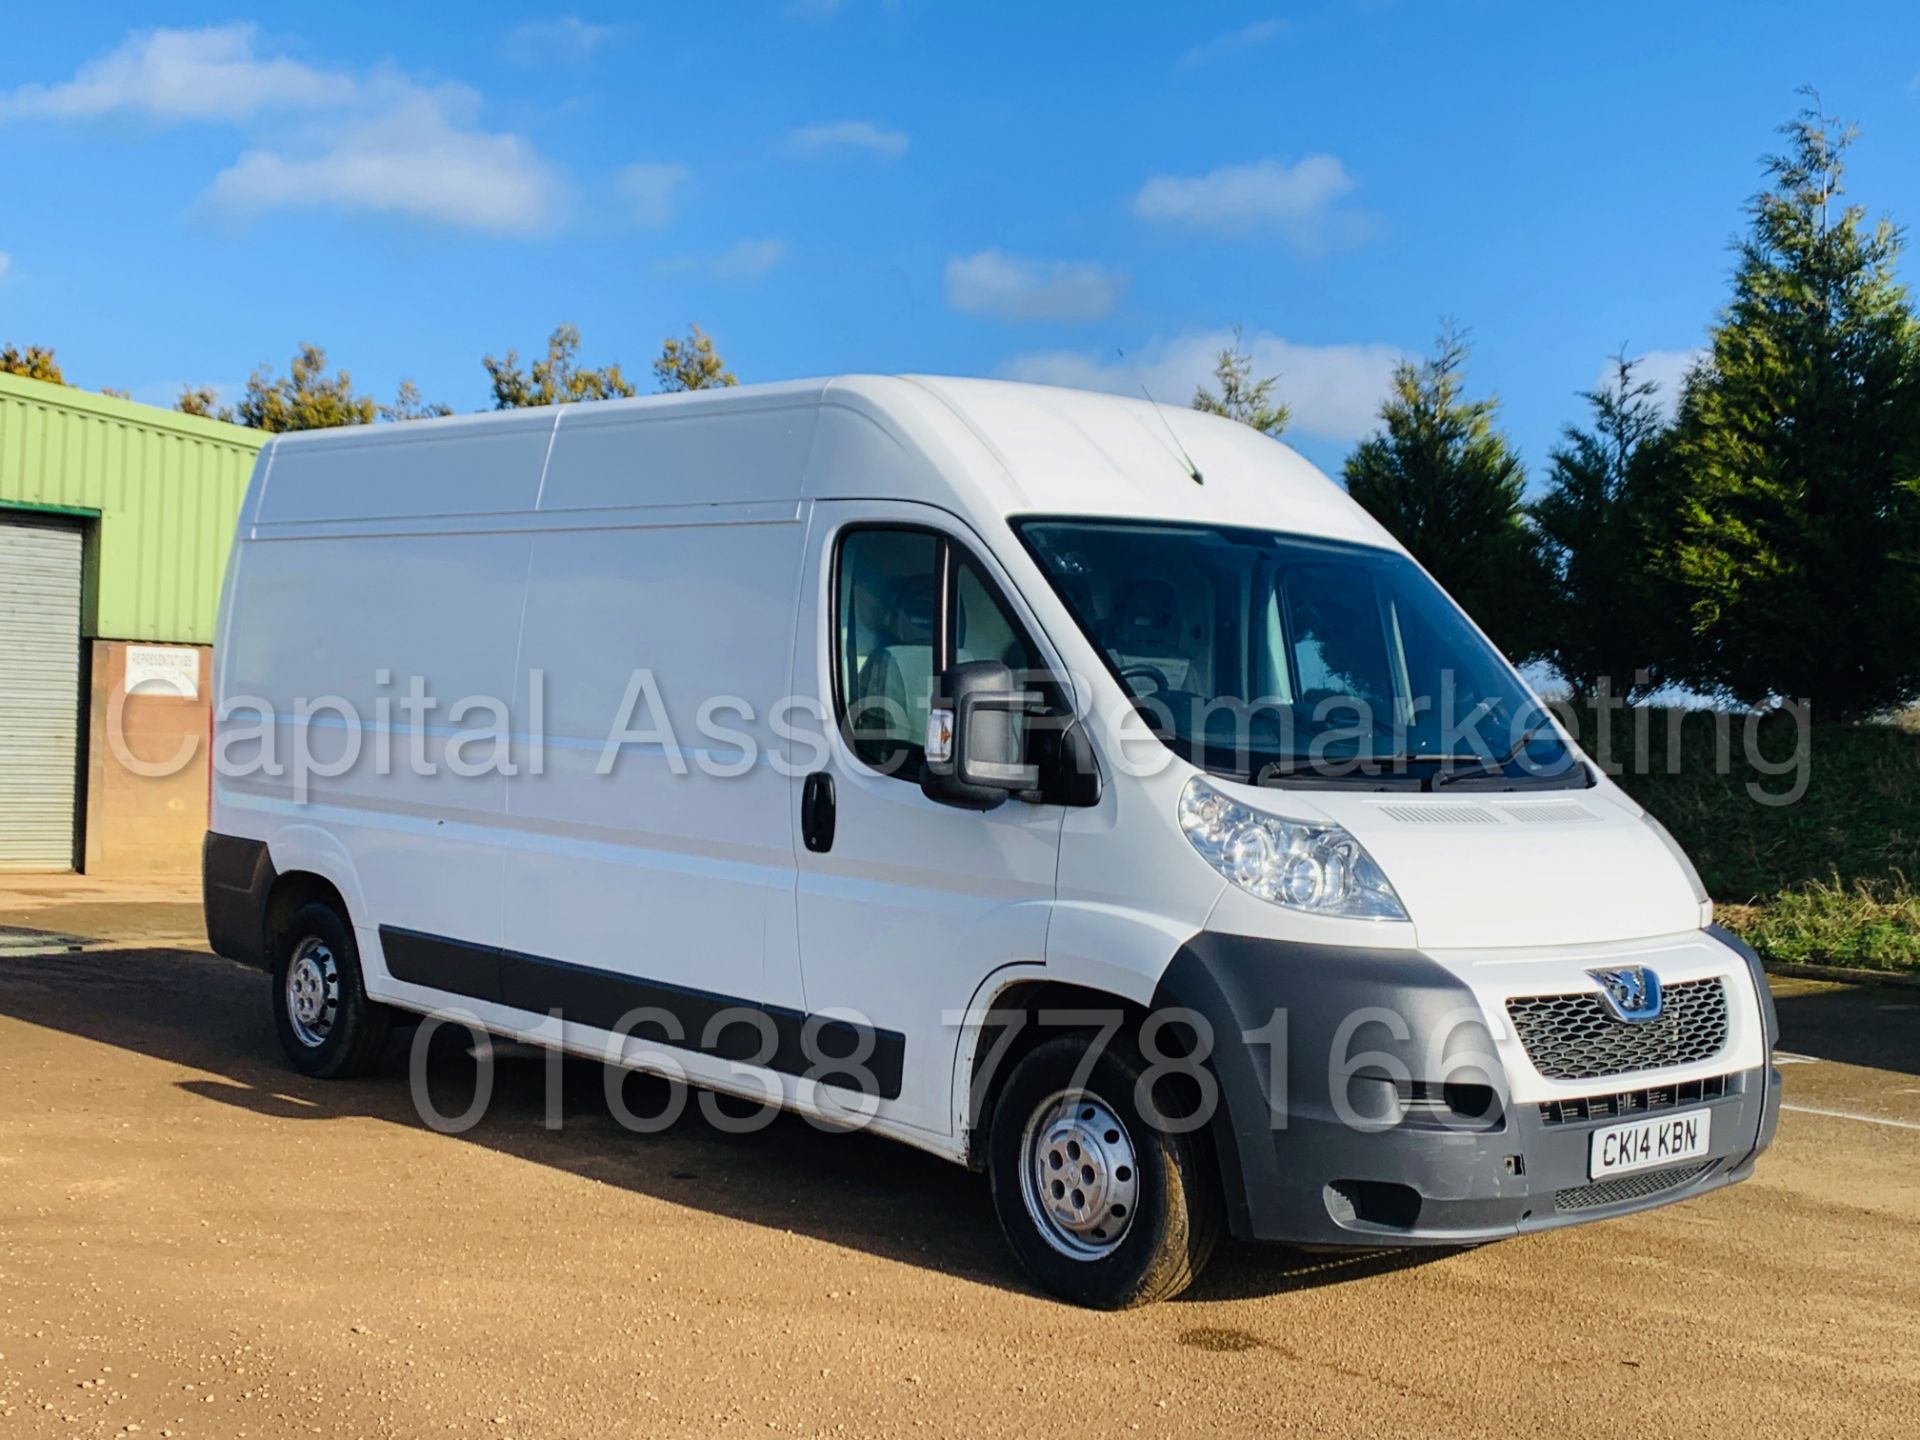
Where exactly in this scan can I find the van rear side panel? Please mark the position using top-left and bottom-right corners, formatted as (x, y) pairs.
(213, 416), (558, 956)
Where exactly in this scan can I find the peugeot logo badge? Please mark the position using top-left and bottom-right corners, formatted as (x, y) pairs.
(1588, 965), (1663, 1023)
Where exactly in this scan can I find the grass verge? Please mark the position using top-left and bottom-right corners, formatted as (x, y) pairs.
(1604, 708), (1919, 974)
(1717, 878), (1920, 974)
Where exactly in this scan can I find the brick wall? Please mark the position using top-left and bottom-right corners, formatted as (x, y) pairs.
(83, 640), (211, 876)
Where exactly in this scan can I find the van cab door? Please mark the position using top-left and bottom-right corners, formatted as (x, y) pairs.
(789, 501), (1065, 1138)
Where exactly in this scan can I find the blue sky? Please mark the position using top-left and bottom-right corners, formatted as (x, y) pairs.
(3, 2), (1919, 477)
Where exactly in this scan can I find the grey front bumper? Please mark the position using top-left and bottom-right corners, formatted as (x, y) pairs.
(1153, 928), (1781, 1247)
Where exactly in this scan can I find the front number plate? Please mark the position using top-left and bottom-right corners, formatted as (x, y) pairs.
(1588, 1108), (1712, 1179)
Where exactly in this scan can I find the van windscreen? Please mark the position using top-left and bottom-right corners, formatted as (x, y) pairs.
(1016, 519), (1584, 789)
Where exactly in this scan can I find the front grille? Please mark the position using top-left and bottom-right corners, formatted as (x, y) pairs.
(1507, 977), (1729, 1081)
(1538, 1073), (1734, 1127)
(1554, 1161), (1714, 1212)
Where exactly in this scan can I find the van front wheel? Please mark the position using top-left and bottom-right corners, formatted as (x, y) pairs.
(272, 901), (393, 1079)
(988, 1033), (1221, 1308)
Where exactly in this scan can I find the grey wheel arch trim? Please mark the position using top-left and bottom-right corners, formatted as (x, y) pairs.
(1151, 932), (1485, 1242)
(203, 831), (278, 968)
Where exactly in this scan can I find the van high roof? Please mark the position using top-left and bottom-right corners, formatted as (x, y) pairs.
(252, 375), (1397, 550)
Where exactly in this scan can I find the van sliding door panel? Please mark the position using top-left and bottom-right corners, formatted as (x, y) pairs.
(502, 517), (809, 1012)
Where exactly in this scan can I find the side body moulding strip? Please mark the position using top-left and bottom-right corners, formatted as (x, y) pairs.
(379, 926), (906, 1101)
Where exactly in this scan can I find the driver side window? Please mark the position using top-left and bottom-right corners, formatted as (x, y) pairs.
(838, 528), (940, 776)
(834, 527), (1037, 782)
(954, 556), (1035, 673)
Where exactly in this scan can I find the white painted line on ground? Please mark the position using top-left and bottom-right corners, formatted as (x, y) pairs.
(1780, 1103), (1920, 1133)
(1773, 1052), (1821, 1065)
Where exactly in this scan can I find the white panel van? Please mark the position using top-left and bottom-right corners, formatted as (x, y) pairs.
(203, 377), (1779, 1307)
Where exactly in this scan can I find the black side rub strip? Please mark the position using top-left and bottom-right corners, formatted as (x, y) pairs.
(379, 926), (904, 1101)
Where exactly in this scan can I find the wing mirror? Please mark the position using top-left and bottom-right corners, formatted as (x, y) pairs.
(921, 661), (1039, 810)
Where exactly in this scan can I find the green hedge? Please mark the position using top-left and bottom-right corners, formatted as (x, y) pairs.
(1607, 709), (1920, 973)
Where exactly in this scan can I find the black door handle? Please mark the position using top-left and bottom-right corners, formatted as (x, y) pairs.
(801, 770), (837, 853)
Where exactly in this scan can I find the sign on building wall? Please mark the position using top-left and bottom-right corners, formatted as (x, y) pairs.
(124, 644), (200, 699)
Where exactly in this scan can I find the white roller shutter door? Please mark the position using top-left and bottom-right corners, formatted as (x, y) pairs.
(0, 517), (82, 871)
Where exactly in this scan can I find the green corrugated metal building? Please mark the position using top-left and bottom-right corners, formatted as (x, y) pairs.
(0, 370), (266, 873)
(0, 369), (265, 643)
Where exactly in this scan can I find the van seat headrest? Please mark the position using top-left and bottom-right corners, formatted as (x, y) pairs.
(1110, 579), (1180, 648)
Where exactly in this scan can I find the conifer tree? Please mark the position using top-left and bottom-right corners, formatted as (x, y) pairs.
(1531, 355), (1690, 699)
(1344, 326), (1546, 655)
(1672, 95), (1920, 715)
(1192, 328), (1287, 436)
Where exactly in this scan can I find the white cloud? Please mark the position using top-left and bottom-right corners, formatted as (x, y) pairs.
(1132, 155), (1360, 247)
(945, 251), (1125, 323)
(207, 90), (562, 235)
(0, 24), (354, 122)
(1002, 329), (1404, 445)
(1605, 347), (1705, 416)
(5, 25), (562, 236)
(504, 17), (620, 63)
(617, 163), (689, 228)
(656, 239), (787, 281)
(1177, 19), (1283, 71)
(0, 251), (10, 283)
(786, 119), (909, 158)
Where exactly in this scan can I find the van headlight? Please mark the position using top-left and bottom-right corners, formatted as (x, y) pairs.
(1178, 776), (1407, 921)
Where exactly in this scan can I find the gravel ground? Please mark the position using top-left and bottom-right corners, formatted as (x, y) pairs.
(1, 885), (1916, 1438)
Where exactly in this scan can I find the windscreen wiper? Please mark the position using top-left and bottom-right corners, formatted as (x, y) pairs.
(1253, 753), (1447, 785)
(1429, 725), (1548, 790)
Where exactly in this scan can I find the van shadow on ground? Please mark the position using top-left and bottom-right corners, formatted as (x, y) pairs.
(0, 944), (1460, 1304)
(1772, 982), (1920, 1076)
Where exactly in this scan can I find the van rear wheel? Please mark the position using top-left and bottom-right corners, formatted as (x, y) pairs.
(988, 1033), (1221, 1308)
(272, 901), (393, 1079)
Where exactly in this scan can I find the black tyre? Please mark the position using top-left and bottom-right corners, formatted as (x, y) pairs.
(271, 900), (393, 1079)
(988, 1032), (1222, 1308)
